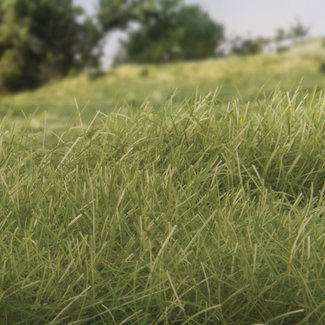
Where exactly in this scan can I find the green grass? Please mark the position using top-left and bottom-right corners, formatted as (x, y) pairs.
(1, 87), (325, 324)
(2, 38), (325, 132)
(2, 39), (325, 324)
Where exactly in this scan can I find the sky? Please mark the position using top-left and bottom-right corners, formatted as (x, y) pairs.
(74, 0), (325, 66)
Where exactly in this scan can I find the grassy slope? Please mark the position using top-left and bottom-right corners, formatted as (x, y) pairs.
(1, 40), (325, 324)
(1, 39), (325, 131)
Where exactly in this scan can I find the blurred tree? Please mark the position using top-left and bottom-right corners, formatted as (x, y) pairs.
(118, 1), (224, 63)
(98, 0), (158, 31)
(275, 28), (287, 42)
(0, 0), (101, 92)
(231, 37), (264, 56)
(290, 20), (309, 39)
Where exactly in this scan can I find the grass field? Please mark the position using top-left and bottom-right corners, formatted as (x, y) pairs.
(1, 40), (325, 324)
(2, 38), (325, 131)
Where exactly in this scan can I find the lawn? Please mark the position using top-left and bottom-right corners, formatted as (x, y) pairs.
(1, 40), (325, 324)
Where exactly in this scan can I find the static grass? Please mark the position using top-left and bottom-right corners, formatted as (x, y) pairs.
(2, 38), (325, 128)
(1, 90), (325, 324)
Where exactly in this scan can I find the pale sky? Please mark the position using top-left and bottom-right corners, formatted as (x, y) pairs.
(74, 0), (325, 66)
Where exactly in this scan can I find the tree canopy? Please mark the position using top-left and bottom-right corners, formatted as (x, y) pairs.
(0, 0), (101, 92)
(98, 0), (157, 31)
(119, 1), (224, 63)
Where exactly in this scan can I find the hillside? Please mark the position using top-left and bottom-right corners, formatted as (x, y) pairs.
(2, 38), (325, 131)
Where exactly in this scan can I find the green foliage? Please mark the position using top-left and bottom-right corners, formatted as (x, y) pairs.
(232, 37), (264, 56)
(0, 0), (101, 92)
(275, 27), (287, 41)
(290, 19), (309, 38)
(120, 2), (224, 63)
(98, 0), (157, 31)
(0, 49), (26, 90)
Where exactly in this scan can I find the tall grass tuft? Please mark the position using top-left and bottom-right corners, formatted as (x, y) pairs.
(1, 89), (325, 324)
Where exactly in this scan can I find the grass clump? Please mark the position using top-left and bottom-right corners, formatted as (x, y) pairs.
(1, 90), (325, 324)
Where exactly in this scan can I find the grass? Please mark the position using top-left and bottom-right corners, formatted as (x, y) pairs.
(1, 86), (325, 323)
(2, 38), (325, 132)
(2, 39), (325, 324)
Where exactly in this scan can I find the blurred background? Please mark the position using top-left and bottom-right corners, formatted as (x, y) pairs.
(74, 0), (325, 68)
(1, 0), (325, 129)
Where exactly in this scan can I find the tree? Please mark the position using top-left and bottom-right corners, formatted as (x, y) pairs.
(97, 0), (157, 31)
(275, 28), (287, 42)
(119, 2), (224, 63)
(231, 37), (264, 56)
(290, 20), (309, 39)
(0, 0), (101, 92)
